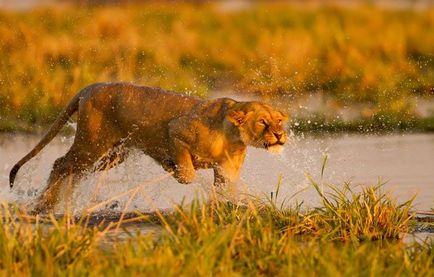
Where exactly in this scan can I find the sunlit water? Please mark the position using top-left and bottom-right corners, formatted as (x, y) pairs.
(0, 133), (433, 214)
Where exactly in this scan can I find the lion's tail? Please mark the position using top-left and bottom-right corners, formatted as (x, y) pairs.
(9, 88), (86, 188)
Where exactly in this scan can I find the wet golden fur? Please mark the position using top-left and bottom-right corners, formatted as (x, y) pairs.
(10, 83), (288, 213)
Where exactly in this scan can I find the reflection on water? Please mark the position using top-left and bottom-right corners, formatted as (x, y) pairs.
(0, 133), (433, 212)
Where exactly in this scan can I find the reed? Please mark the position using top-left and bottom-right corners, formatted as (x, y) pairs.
(1, 182), (431, 275)
(0, 3), (433, 131)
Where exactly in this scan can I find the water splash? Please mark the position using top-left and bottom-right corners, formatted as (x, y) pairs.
(2, 133), (434, 213)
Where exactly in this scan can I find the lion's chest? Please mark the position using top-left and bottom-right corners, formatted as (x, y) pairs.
(190, 135), (226, 169)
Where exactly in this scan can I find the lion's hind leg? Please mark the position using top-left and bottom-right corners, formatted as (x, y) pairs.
(33, 144), (110, 214)
(93, 144), (128, 172)
(33, 154), (81, 214)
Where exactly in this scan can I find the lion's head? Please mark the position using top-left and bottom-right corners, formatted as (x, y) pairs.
(226, 102), (289, 152)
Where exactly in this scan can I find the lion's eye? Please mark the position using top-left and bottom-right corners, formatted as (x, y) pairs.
(258, 119), (266, 125)
(278, 119), (282, 125)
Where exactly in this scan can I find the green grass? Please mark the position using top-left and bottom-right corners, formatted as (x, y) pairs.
(0, 3), (433, 131)
(290, 115), (434, 134)
(1, 182), (432, 275)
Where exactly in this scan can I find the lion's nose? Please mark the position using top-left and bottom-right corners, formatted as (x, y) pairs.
(273, 131), (283, 141)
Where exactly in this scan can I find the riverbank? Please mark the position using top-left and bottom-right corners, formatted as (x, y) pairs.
(2, 114), (433, 134)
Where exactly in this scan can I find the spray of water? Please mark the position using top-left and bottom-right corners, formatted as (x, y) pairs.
(2, 132), (433, 214)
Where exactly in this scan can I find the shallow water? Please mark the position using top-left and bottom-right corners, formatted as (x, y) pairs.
(0, 132), (433, 213)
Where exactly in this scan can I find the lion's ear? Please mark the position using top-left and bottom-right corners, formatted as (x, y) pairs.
(227, 111), (253, 126)
(279, 112), (289, 122)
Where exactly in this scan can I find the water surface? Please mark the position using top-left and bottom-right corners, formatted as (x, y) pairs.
(0, 133), (433, 212)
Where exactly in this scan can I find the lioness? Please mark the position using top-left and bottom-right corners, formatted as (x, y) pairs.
(9, 82), (288, 213)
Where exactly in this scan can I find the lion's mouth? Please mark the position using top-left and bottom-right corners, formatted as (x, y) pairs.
(263, 141), (284, 153)
(263, 141), (285, 149)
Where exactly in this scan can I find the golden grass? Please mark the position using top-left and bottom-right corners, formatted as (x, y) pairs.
(0, 182), (432, 275)
(0, 3), (433, 128)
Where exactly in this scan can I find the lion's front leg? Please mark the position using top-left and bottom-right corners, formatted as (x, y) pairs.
(213, 150), (246, 187)
(213, 167), (229, 186)
(213, 164), (240, 187)
(172, 138), (196, 184)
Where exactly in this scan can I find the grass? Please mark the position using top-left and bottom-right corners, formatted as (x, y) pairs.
(0, 3), (433, 131)
(0, 181), (432, 275)
(290, 114), (434, 134)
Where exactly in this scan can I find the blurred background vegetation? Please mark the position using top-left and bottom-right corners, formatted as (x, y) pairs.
(0, 0), (433, 132)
